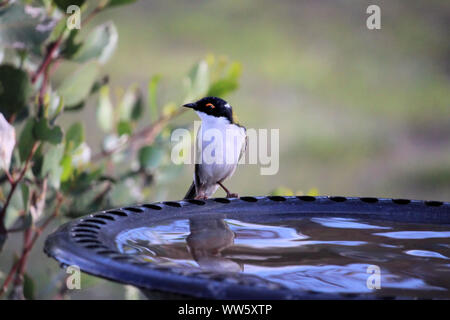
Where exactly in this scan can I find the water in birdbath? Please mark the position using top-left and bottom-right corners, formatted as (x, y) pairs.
(115, 216), (450, 298)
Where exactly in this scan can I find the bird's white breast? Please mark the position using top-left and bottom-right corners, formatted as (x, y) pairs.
(195, 112), (246, 185)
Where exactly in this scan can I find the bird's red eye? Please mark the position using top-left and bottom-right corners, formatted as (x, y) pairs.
(206, 103), (215, 108)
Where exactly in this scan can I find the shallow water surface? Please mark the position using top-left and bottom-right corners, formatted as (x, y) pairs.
(115, 216), (450, 298)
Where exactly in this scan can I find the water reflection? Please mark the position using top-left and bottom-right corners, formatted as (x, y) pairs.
(186, 218), (241, 272)
(116, 215), (450, 298)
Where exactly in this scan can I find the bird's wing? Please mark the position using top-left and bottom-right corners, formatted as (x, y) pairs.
(238, 130), (248, 162)
(183, 181), (196, 199)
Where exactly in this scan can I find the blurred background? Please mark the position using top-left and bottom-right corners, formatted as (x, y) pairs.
(65, 0), (450, 201)
(1, 0), (449, 299)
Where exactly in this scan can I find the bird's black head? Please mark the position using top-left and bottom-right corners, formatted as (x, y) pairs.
(183, 96), (234, 123)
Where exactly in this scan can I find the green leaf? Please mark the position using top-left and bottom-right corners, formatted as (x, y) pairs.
(23, 273), (35, 300)
(53, 0), (85, 11)
(0, 64), (32, 119)
(60, 154), (73, 182)
(119, 85), (141, 121)
(65, 122), (84, 152)
(48, 16), (67, 43)
(130, 91), (144, 121)
(57, 61), (100, 107)
(41, 144), (64, 189)
(73, 22), (118, 65)
(71, 142), (91, 168)
(207, 79), (238, 97)
(6, 213), (32, 232)
(18, 119), (35, 161)
(0, 2), (56, 55)
(148, 75), (161, 120)
(185, 61), (209, 101)
(117, 121), (132, 136)
(64, 101), (85, 112)
(90, 76), (109, 95)
(97, 85), (114, 132)
(33, 118), (63, 144)
(63, 168), (102, 195)
(107, 0), (138, 8)
(60, 29), (82, 60)
(21, 184), (29, 213)
(138, 146), (164, 170)
(31, 150), (43, 177)
(207, 62), (242, 97)
(49, 94), (65, 123)
(0, 233), (6, 252)
(4, 183), (31, 231)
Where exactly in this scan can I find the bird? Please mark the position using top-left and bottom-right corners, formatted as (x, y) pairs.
(183, 97), (247, 200)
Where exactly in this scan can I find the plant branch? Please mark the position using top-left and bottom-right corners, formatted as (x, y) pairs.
(32, 3), (104, 85)
(82, 6), (102, 27)
(0, 141), (40, 235)
(91, 108), (187, 162)
(29, 193), (63, 247)
(37, 62), (51, 112)
(31, 36), (63, 85)
(0, 193), (63, 298)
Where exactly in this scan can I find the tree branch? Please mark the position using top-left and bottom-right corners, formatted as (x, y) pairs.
(0, 193), (63, 298)
(32, 4), (104, 85)
(92, 108), (186, 162)
(0, 142), (40, 235)
(31, 37), (63, 85)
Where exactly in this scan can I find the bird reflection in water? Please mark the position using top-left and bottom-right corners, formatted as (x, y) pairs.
(187, 217), (242, 272)
(117, 216), (243, 273)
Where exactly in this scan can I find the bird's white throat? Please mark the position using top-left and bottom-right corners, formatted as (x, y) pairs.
(195, 111), (230, 126)
(195, 110), (246, 166)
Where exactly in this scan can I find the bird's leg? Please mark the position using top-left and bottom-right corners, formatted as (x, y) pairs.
(218, 182), (239, 198)
(194, 192), (208, 200)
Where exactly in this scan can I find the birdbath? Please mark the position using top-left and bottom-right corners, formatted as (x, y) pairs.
(44, 195), (450, 299)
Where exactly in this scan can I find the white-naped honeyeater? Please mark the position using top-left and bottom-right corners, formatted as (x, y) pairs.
(183, 97), (247, 200)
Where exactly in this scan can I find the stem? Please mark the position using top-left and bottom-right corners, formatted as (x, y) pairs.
(4, 171), (13, 185)
(0, 194), (63, 298)
(82, 6), (102, 27)
(37, 63), (50, 114)
(92, 108), (186, 162)
(31, 37), (63, 85)
(0, 142), (40, 235)
(13, 228), (32, 288)
(29, 194), (63, 248)
(32, 4), (103, 85)
(0, 261), (18, 296)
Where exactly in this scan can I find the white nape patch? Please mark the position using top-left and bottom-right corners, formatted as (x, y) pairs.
(224, 103), (231, 109)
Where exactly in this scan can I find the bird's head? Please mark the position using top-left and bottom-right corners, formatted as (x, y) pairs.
(183, 96), (236, 124)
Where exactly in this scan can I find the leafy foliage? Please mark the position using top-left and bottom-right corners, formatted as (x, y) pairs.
(0, 3), (56, 55)
(57, 61), (100, 107)
(0, 65), (31, 119)
(0, 0), (242, 300)
(73, 22), (118, 64)
(53, 0), (85, 11)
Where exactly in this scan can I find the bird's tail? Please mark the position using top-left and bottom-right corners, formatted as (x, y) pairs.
(183, 182), (196, 199)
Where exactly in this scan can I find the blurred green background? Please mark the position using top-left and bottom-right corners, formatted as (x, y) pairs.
(62, 0), (449, 202)
(3, 0), (449, 299)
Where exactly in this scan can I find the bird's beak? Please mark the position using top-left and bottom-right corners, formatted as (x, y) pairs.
(183, 103), (196, 109)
